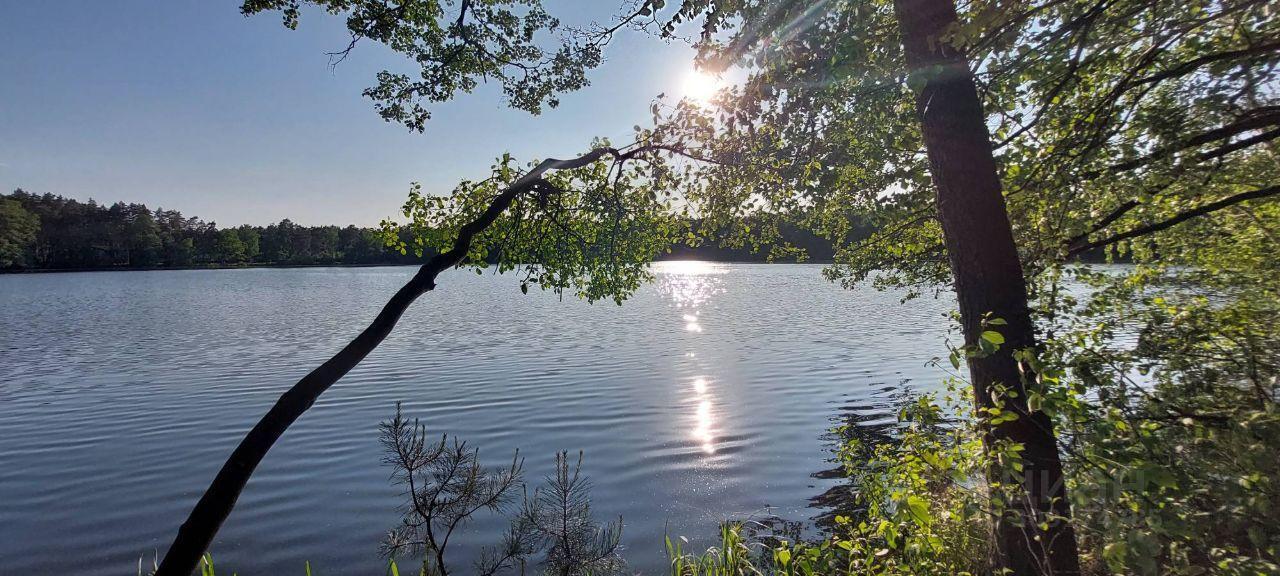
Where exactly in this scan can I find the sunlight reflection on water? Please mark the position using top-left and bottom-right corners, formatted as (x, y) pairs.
(694, 399), (715, 454)
(654, 261), (730, 456)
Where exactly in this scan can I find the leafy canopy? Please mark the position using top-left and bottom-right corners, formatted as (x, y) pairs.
(242, 0), (629, 131)
(380, 145), (691, 303)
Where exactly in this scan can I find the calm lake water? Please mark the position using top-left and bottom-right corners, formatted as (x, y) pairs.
(0, 263), (954, 575)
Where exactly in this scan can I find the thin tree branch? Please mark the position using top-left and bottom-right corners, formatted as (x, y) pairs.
(1198, 126), (1280, 162)
(1067, 184), (1280, 257)
(1092, 110), (1280, 177)
(1064, 200), (1140, 249)
(1131, 39), (1280, 88)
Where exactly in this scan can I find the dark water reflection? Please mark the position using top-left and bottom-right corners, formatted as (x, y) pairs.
(0, 264), (953, 574)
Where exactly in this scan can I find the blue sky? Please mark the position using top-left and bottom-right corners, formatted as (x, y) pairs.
(0, 1), (702, 226)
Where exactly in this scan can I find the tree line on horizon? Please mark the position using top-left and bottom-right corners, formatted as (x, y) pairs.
(0, 189), (841, 271)
(0, 189), (418, 270)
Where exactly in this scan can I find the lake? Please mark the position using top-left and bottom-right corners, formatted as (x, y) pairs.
(0, 263), (954, 575)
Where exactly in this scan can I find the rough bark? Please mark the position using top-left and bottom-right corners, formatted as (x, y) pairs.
(891, 0), (1082, 574)
(155, 146), (647, 576)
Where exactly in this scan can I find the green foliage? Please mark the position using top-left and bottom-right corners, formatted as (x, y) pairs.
(514, 451), (625, 575)
(664, 523), (758, 576)
(647, 0), (1279, 298)
(1037, 264), (1280, 575)
(649, 0), (944, 292)
(380, 146), (686, 304)
(0, 197), (39, 268)
(830, 393), (992, 576)
(1, 188), (834, 273)
(214, 229), (247, 264)
(642, 1), (1280, 573)
(240, 0), (619, 132)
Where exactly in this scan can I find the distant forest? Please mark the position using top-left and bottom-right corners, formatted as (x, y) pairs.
(0, 190), (837, 271)
(0, 189), (420, 271)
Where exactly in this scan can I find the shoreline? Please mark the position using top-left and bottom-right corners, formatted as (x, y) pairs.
(0, 258), (841, 275)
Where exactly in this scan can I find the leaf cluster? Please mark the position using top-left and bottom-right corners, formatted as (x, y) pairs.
(380, 144), (689, 304)
(241, 0), (614, 131)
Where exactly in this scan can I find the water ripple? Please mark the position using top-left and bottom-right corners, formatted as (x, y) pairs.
(0, 264), (953, 574)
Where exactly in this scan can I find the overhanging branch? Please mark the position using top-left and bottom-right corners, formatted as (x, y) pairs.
(1092, 110), (1280, 177)
(1067, 184), (1280, 257)
(153, 142), (686, 576)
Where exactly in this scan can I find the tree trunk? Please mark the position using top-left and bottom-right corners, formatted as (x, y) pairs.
(890, 0), (1082, 574)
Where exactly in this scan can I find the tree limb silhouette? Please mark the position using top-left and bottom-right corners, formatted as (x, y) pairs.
(155, 143), (675, 576)
(1067, 184), (1280, 257)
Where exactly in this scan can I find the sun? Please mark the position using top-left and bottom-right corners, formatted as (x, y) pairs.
(681, 69), (722, 106)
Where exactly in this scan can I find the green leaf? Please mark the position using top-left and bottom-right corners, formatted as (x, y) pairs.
(904, 495), (932, 526)
(1027, 391), (1042, 413)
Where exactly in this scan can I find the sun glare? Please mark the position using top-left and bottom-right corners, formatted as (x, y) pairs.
(682, 69), (722, 106)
